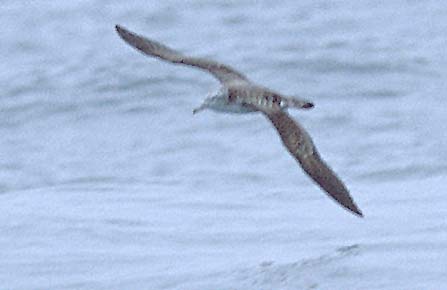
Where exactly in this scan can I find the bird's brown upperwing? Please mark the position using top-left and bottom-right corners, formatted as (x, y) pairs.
(115, 25), (249, 85)
(265, 110), (363, 217)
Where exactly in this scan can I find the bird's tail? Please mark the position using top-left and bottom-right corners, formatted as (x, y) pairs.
(284, 97), (314, 110)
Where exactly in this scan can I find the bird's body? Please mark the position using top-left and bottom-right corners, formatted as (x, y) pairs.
(194, 87), (259, 114)
(115, 25), (363, 217)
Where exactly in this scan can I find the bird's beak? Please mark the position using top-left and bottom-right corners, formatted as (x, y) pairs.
(192, 104), (206, 114)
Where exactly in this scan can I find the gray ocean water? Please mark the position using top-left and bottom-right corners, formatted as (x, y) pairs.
(1, 1), (447, 289)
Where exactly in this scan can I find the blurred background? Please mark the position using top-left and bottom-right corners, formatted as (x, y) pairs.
(1, 1), (447, 289)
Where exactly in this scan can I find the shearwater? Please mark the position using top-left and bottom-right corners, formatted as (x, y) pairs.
(115, 25), (363, 217)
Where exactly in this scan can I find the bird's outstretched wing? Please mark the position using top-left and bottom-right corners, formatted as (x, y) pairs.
(264, 110), (363, 217)
(115, 25), (249, 85)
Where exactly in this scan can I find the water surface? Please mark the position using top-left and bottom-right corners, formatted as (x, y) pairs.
(1, 1), (447, 289)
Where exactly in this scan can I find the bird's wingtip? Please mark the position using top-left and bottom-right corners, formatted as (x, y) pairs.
(115, 24), (131, 37)
(115, 24), (124, 33)
(353, 208), (364, 218)
(347, 203), (364, 218)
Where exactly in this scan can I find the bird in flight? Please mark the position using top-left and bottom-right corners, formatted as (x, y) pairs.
(115, 25), (363, 217)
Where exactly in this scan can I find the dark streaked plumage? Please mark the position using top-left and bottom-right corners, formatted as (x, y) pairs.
(115, 24), (363, 217)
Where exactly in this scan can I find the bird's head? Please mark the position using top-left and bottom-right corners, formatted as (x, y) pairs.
(193, 88), (229, 114)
